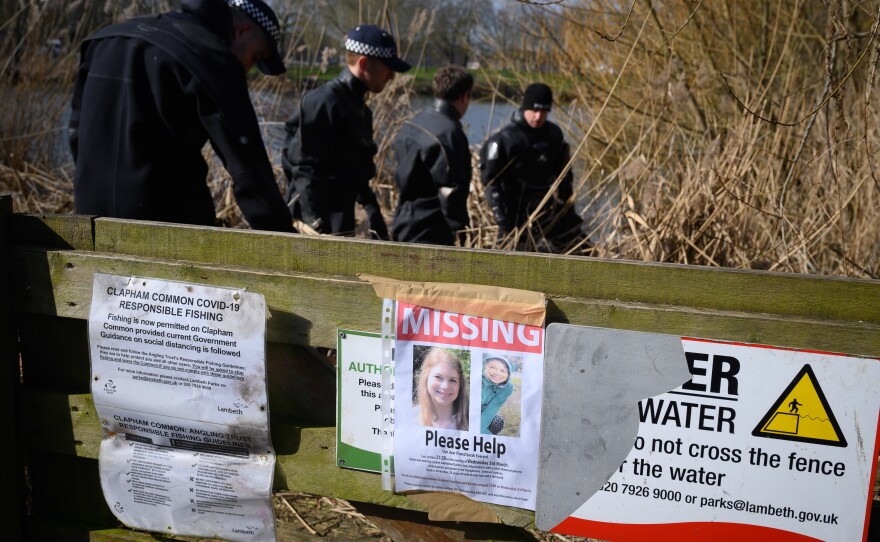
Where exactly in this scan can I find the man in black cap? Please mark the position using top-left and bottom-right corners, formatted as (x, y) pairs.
(70, 0), (294, 232)
(391, 65), (474, 246)
(282, 24), (411, 239)
(479, 83), (589, 252)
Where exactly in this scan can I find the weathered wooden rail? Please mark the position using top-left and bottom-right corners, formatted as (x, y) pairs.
(2, 194), (878, 541)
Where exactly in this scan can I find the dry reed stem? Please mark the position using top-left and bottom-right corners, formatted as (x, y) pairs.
(1, 1), (878, 277)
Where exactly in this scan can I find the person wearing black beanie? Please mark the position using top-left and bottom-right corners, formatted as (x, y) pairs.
(479, 83), (590, 253)
(522, 83), (553, 112)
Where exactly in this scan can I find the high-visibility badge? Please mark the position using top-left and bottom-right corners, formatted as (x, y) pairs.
(752, 364), (847, 447)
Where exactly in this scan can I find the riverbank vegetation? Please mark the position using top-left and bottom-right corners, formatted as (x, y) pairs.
(1, 0), (877, 278)
(291, 65), (534, 99)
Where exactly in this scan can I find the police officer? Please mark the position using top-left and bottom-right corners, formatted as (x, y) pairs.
(479, 83), (587, 251)
(283, 24), (411, 239)
(70, 0), (294, 232)
(391, 66), (474, 246)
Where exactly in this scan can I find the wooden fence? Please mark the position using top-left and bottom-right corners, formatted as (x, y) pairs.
(2, 194), (878, 541)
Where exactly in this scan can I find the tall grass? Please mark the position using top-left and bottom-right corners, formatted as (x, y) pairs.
(1, 0), (877, 278)
(491, 0), (879, 277)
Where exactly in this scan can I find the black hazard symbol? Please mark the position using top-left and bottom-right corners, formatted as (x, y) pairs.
(752, 364), (846, 447)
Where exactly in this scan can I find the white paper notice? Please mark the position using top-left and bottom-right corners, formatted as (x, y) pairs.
(393, 301), (544, 510)
(336, 330), (392, 473)
(89, 273), (276, 542)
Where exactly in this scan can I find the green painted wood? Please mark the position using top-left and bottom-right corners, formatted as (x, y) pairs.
(89, 529), (172, 542)
(26, 517), (114, 542)
(21, 389), (102, 458)
(89, 529), (219, 541)
(266, 343), (335, 425)
(351, 501), (542, 541)
(18, 346), (334, 462)
(91, 218), (880, 324)
(1, 195), (24, 542)
(10, 247), (365, 346)
(547, 296), (880, 357)
(11, 213), (95, 250)
(10, 248), (880, 354)
(9, 214), (880, 541)
(28, 451), (117, 527)
(273, 426), (535, 528)
(89, 523), (352, 542)
(18, 313), (91, 392)
(30, 520), (362, 542)
(26, 392), (535, 528)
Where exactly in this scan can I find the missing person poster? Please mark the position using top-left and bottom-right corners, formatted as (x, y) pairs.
(89, 273), (276, 542)
(392, 301), (544, 509)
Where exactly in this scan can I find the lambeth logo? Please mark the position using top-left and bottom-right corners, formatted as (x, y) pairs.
(104, 379), (117, 395)
(752, 365), (846, 447)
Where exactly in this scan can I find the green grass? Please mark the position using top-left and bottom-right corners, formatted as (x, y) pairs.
(285, 65), (434, 83)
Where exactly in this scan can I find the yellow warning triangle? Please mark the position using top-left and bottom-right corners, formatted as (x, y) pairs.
(752, 364), (847, 447)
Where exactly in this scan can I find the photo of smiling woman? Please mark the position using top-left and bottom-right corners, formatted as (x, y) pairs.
(413, 346), (470, 431)
(480, 353), (522, 437)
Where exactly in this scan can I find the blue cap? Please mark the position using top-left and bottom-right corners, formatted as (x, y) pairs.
(345, 24), (411, 73)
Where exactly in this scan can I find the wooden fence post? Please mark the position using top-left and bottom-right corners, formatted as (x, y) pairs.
(0, 194), (24, 541)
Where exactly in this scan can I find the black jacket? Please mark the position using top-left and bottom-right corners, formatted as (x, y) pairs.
(282, 68), (387, 239)
(479, 110), (579, 236)
(391, 99), (471, 245)
(69, 0), (293, 232)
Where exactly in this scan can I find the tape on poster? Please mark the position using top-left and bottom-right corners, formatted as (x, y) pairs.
(358, 274), (546, 327)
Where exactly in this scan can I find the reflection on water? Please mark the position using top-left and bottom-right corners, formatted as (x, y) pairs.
(257, 92), (521, 162)
(405, 94), (609, 245)
(409, 95), (517, 147)
(409, 96), (588, 149)
(50, 88), (578, 171)
(40, 85), (610, 245)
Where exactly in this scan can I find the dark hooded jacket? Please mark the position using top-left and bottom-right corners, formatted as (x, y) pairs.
(282, 68), (388, 239)
(391, 99), (471, 245)
(69, 0), (293, 231)
(479, 109), (581, 238)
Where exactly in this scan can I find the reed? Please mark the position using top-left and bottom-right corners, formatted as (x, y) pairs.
(1, 0), (877, 278)
(495, 0), (879, 277)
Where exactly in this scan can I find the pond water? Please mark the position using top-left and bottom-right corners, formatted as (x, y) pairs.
(46, 86), (610, 243)
(409, 95), (518, 147)
(395, 96), (586, 149)
(257, 92), (521, 161)
(50, 87), (579, 169)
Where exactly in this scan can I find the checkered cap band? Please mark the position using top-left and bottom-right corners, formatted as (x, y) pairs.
(229, 0), (281, 48)
(345, 38), (395, 59)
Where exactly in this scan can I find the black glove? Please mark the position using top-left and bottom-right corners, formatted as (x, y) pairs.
(363, 202), (389, 240)
(490, 204), (513, 237)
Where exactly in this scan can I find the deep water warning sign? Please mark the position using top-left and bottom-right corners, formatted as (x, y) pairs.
(538, 326), (880, 542)
(752, 364), (847, 447)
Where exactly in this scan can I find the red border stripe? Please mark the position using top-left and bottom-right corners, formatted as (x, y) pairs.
(551, 518), (824, 542)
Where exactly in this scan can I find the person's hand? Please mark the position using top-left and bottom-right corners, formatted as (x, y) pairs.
(366, 208), (389, 240)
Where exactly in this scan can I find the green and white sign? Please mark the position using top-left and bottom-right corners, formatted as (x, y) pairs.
(336, 330), (394, 473)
